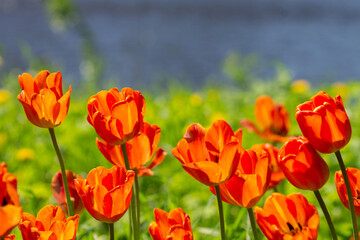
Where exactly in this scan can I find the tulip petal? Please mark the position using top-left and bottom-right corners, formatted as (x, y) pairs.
(0, 205), (22, 237)
(182, 161), (222, 186)
(205, 120), (234, 155)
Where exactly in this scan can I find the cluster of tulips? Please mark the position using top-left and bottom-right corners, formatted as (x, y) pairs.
(0, 69), (359, 240)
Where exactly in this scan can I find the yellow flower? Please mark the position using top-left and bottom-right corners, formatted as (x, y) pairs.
(0, 133), (7, 148)
(16, 148), (35, 162)
(332, 82), (348, 99)
(209, 112), (227, 126)
(291, 79), (310, 94)
(0, 89), (11, 105)
(190, 93), (203, 107)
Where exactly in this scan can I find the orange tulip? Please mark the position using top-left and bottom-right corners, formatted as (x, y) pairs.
(254, 193), (319, 240)
(278, 136), (330, 191)
(87, 87), (145, 145)
(74, 166), (134, 223)
(4, 234), (15, 240)
(209, 149), (271, 208)
(149, 208), (193, 240)
(172, 120), (242, 186)
(240, 95), (291, 143)
(0, 162), (22, 238)
(18, 205), (79, 240)
(251, 143), (285, 189)
(51, 170), (84, 215)
(17, 71), (71, 128)
(335, 167), (360, 216)
(296, 91), (351, 154)
(96, 122), (166, 176)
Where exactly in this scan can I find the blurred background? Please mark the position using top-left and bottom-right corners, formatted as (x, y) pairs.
(1, 0), (360, 89)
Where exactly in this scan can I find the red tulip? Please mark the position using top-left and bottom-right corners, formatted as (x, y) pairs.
(0, 162), (22, 238)
(172, 120), (242, 186)
(87, 87), (145, 145)
(251, 143), (285, 189)
(17, 71), (71, 128)
(278, 136), (330, 191)
(209, 149), (271, 208)
(241, 95), (291, 143)
(254, 193), (319, 240)
(96, 122), (166, 176)
(296, 91), (351, 153)
(18, 205), (79, 240)
(74, 166), (134, 223)
(51, 170), (84, 215)
(335, 167), (360, 216)
(149, 208), (193, 240)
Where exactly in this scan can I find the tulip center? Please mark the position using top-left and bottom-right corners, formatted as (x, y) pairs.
(356, 189), (360, 198)
(2, 196), (7, 206)
(287, 222), (302, 236)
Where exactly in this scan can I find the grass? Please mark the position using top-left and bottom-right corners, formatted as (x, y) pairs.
(1, 67), (360, 239)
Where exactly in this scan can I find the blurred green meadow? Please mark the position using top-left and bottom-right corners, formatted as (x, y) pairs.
(1, 59), (360, 239)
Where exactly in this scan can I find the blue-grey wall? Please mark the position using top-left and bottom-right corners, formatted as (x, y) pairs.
(1, 0), (360, 87)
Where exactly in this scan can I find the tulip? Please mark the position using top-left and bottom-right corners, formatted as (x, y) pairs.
(295, 91), (351, 154)
(254, 193), (319, 240)
(335, 167), (360, 217)
(51, 170), (84, 215)
(97, 122), (166, 239)
(278, 137), (330, 191)
(240, 95), (291, 143)
(209, 149), (271, 208)
(173, 120), (242, 239)
(0, 162), (22, 238)
(172, 120), (242, 187)
(74, 165), (135, 223)
(87, 87), (145, 145)
(296, 91), (357, 239)
(17, 71), (71, 128)
(4, 234), (15, 240)
(250, 143), (284, 189)
(0, 162), (20, 206)
(149, 208), (193, 240)
(18, 205), (79, 240)
(96, 122), (166, 176)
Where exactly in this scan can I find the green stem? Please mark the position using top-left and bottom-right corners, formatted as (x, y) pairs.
(129, 208), (133, 240)
(121, 144), (138, 240)
(335, 150), (359, 240)
(247, 208), (259, 240)
(109, 223), (114, 240)
(313, 190), (338, 240)
(215, 185), (226, 240)
(49, 128), (74, 216)
(135, 170), (141, 238)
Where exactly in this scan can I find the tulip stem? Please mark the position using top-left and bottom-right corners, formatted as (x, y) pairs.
(247, 207), (259, 240)
(121, 143), (139, 240)
(129, 207), (133, 240)
(313, 190), (338, 240)
(135, 170), (141, 238)
(109, 223), (114, 240)
(335, 150), (359, 240)
(49, 128), (74, 217)
(215, 185), (226, 240)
